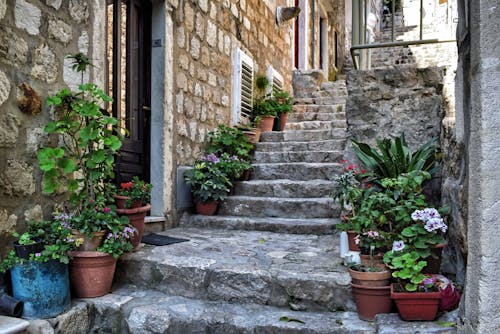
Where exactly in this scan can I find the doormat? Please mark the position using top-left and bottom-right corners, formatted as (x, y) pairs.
(141, 233), (190, 246)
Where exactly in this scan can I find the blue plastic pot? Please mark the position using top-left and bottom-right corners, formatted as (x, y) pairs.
(10, 260), (70, 319)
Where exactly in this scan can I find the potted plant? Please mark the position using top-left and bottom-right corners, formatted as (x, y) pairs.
(271, 88), (293, 131)
(252, 75), (276, 132)
(37, 53), (124, 242)
(184, 154), (232, 215)
(207, 125), (254, 161)
(0, 219), (81, 319)
(68, 211), (135, 298)
(113, 177), (152, 248)
(384, 207), (450, 320)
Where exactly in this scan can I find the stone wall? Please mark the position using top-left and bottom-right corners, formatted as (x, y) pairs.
(172, 0), (294, 165)
(0, 0), (96, 255)
(371, 0), (457, 69)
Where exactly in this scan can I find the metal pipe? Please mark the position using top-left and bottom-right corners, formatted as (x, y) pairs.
(420, 0), (424, 40)
(352, 0), (360, 67)
(311, 0), (315, 68)
(391, 0), (395, 41)
(350, 39), (456, 69)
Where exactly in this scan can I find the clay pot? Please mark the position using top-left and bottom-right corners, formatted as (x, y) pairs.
(116, 204), (151, 248)
(422, 243), (446, 274)
(360, 253), (386, 269)
(390, 283), (441, 321)
(68, 251), (117, 298)
(72, 230), (106, 251)
(351, 283), (392, 321)
(257, 116), (275, 132)
(348, 267), (392, 287)
(113, 195), (142, 209)
(195, 202), (219, 215)
(347, 231), (360, 251)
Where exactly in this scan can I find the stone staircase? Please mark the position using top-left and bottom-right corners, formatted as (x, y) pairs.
(24, 71), (457, 333)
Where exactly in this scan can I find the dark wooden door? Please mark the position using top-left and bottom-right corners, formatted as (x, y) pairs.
(107, 0), (151, 183)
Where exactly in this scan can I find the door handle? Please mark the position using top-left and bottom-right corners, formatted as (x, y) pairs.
(142, 106), (151, 111)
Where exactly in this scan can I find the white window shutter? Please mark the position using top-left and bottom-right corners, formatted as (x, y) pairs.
(266, 65), (284, 96)
(232, 48), (254, 125)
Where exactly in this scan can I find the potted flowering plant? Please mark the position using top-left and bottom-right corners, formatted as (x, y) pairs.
(184, 153), (232, 215)
(0, 219), (82, 318)
(384, 207), (452, 320)
(115, 176), (153, 209)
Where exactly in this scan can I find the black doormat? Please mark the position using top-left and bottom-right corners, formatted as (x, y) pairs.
(141, 233), (190, 246)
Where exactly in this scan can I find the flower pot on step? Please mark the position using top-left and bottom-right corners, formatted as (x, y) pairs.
(390, 283), (441, 321)
(360, 253), (386, 269)
(351, 283), (392, 321)
(116, 204), (151, 249)
(195, 201), (219, 215)
(10, 260), (70, 319)
(257, 116), (275, 132)
(68, 251), (117, 298)
(348, 267), (392, 287)
(13, 240), (44, 259)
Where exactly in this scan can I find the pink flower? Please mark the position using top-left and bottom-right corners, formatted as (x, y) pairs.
(440, 284), (461, 311)
(354, 234), (360, 245)
(103, 207), (111, 214)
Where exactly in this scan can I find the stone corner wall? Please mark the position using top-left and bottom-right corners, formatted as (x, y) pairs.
(0, 0), (95, 256)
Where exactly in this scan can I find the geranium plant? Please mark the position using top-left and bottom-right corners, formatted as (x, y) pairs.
(183, 154), (232, 203)
(384, 207), (448, 291)
(119, 176), (153, 207)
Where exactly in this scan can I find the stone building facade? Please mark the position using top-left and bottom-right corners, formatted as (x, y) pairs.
(0, 0), (99, 255)
(0, 0), (346, 249)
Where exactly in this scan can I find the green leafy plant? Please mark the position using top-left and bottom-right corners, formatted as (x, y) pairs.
(37, 53), (123, 206)
(207, 125), (254, 160)
(216, 153), (252, 181)
(352, 133), (439, 181)
(119, 176), (153, 206)
(272, 88), (293, 115)
(183, 154), (232, 203)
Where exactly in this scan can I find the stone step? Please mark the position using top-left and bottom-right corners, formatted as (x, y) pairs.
(180, 214), (339, 235)
(29, 295), (459, 334)
(218, 196), (339, 218)
(312, 90), (348, 99)
(115, 228), (354, 312)
(288, 110), (345, 122)
(233, 179), (334, 198)
(252, 162), (342, 180)
(285, 120), (347, 131)
(255, 139), (346, 152)
(253, 150), (343, 163)
(292, 104), (345, 114)
(260, 128), (346, 142)
(320, 80), (347, 91)
(294, 97), (347, 105)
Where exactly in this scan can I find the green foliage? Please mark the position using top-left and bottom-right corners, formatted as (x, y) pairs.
(207, 125), (254, 160)
(97, 223), (135, 258)
(384, 250), (426, 291)
(352, 133), (439, 181)
(217, 153), (252, 181)
(37, 54), (123, 207)
(119, 176), (153, 206)
(184, 159), (232, 203)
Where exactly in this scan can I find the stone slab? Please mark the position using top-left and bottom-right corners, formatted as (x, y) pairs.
(285, 120), (347, 131)
(218, 196), (338, 218)
(180, 214), (339, 235)
(255, 139), (346, 152)
(233, 179), (335, 198)
(288, 111), (346, 122)
(0, 316), (30, 334)
(375, 313), (457, 334)
(251, 162), (343, 181)
(260, 128), (347, 142)
(253, 150), (344, 163)
(115, 227), (353, 311)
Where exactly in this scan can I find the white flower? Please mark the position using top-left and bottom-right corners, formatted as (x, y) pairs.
(392, 240), (405, 252)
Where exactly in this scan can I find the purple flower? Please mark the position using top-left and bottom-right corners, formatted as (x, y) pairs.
(201, 153), (220, 164)
(392, 240), (405, 252)
(423, 208), (441, 219)
(106, 233), (113, 240)
(422, 276), (436, 285)
(34, 253), (41, 257)
(424, 217), (447, 233)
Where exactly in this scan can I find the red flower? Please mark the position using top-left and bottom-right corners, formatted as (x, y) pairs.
(121, 182), (133, 190)
(340, 159), (347, 164)
(103, 207), (111, 214)
(347, 164), (356, 171)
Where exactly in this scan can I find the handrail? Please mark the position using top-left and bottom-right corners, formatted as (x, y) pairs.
(350, 39), (456, 70)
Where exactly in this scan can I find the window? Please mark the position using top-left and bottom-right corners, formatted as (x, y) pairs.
(266, 65), (284, 95)
(232, 48), (254, 125)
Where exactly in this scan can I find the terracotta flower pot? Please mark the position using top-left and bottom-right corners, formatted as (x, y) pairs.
(257, 116), (275, 132)
(116, 204), (151, 248)
(348, 267), (392, 287)
(68, 251), (117, 298)
(195, 202), (218, 215)
(360, 253), (386, 269)
(72, 230), (106, 251)
(347, 230), (360, 251)
(351, 283), (392, 321)
(113, 195), (142, 209)
(279, 113), (288, 131)
(390, 283), (441, 321)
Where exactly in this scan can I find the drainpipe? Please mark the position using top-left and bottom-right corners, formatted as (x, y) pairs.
(311, 0), (315, 68)
(352, 0), (360, 67)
